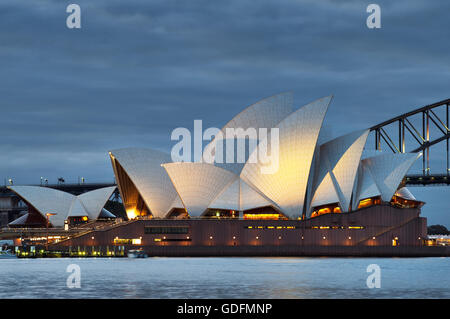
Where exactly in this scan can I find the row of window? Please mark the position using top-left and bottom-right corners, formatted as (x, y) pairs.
(244, 225), (365, 230)
(144, 226), (189, 234)
(143, 225), (365, 234)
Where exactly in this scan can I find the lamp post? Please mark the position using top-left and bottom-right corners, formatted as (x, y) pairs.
(45, 213), (57, 251)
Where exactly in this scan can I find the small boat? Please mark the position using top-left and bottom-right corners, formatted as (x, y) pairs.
(127, 249), (148, 258)
(0, 250), (17, 259)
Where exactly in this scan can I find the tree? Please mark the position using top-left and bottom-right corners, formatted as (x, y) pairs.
(427, 224), (450, 235)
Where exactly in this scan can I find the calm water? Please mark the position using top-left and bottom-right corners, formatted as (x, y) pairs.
(0, 257), (448, 299)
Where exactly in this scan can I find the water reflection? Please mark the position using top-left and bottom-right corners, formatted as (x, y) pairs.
(0, 257), (448, 299)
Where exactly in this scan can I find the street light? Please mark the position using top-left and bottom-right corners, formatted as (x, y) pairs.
(45, 213), (57, 251)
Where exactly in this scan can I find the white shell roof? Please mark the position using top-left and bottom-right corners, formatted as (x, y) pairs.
(109, 148), (178, 218)
(239, 180), (276, 211)
(105, 94), (425, 220)
(99, 208), (116, 218)
(9, 186), (76, 227)
(240, 96), (331, 218)
(395, 187), (416, 200)
(203, 92), (294, 165)
(310, 129), (369, 213)
(77, 186), (116, 219)
(9, 213), (29, 226)
(210, 137), (259, 175)
(168, 195), (184, 210)
(9, 186), (116, 227)
(359, 152), (421, 202)
(361, 149), (384, 159)
(208, 178), (240, 211)
(310, 172), (339, 208)
(162, 162), (238, 217)
(352, 162), (381, 210)
(67, 198), (88, 217)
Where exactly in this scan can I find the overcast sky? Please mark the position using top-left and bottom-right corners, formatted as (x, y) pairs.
(0, 0), (449, 225)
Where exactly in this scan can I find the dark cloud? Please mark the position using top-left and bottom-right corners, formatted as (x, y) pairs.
(0, 0), (449, 224)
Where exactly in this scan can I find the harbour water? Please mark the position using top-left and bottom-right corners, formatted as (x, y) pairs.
(0, 257), (449, 299)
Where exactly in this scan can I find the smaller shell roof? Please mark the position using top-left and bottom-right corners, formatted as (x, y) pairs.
(395, 187), (416, 200)
(9, 186), (117, 227)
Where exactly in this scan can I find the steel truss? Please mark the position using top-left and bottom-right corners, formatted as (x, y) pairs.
(370, 98), (450, 185)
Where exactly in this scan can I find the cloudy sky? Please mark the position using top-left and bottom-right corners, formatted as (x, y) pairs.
(0, 0), (449, 225)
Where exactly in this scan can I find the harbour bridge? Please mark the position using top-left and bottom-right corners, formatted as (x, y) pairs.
(370, 98), (450, 186)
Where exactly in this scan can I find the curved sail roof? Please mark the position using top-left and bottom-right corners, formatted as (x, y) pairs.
(77, 186), (116, 219)
(9, 186), (75, 227)
(355, 152), (421, 203)
(106, 93), (424, 220)
(162, 163), (238, 216)
(208, 178), (240, 210)
(203, 92), (294, 164)
(9, 186), (117, 227)
(109, 148), (178, 218)
(351, 162), (381, 210)
(210, 137), (259, 175)
(239, 180), (276, 211)
(67, 198), (88, 217)
(365, 152), (422, 201)
(310, 172), (339, 208)
(240, 96), (332, 218)
(395, 187), (416, 200)
(310, 129), (369, 213)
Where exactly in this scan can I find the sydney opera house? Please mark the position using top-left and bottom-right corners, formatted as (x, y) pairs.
(8, 93), (436, 256)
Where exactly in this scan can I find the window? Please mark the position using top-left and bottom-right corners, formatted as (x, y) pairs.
(144, 226), (189, 234)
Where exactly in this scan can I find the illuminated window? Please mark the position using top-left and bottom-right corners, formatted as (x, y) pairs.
(244, 214), (281, 220)
(126, 209), (137, 220)
(144, 226), (189, 234)
(114, 238), (142, 245)
(392, 237), (399, 246)
(244, 225), (299, 230)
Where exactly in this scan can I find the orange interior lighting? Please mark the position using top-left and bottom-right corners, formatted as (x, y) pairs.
(244, 214), (280, 220)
